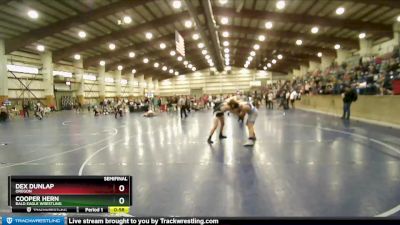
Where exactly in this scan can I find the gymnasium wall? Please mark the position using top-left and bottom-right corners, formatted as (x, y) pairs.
(5, 51), (142, 102)
(371, 38), (397, 56)
(297, 95), (400, 127)
(158, 68), (285, 96)
(5, 51), (288, 103)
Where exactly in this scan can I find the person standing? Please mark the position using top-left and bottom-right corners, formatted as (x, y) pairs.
(23, 101), (30, 118)
(285, 90), (290, 109)
(178, 96), (187, 118)
(114, 101), (123, 119)
(185, 96), (191, 113)
(152, 96), (157, 112)
(77, 101), (82, 113)
(0, 103), (9, 122)
(304, 82), (310, 95)
(267, 91), (274, 109)
(227, 99), (258, 146)
(290, 89), (298, 109)
(207, 99), (230, 144)
(341, 86), (358, 120)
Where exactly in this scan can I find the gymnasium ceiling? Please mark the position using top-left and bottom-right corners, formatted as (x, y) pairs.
(1, 0), (400, 80)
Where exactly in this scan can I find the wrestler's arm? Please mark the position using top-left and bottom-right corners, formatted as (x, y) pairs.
(239, 105), (250, 118)
(220, 103), (230, 112)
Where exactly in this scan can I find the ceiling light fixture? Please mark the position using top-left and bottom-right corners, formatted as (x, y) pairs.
(170, 50), (176, 56)
(177, 56), (183, 61)
(123, 16), (132, 24)
(198, 43), (205, 48)
(296, 39), (303, 45)
(172, 0), (182, 9)
(258, 35), (266, 41)
(143, 58), (149, 63)
(359, 32), (366, 39)
(99, 60), (106, 66)
(78, 31), (86, 39)
(265, 21), (273, 29)
(253, 44), (260, 50)
(154, 62), (159, 68)
(311, 26), (319, 34)
(334, 44), (341, 49)
(223, 41), (229, 46)
(160, 43), (166, 49)
(222, 31), (229, 37)
(108, 43), (116, 50)
(202, 49), (207, 55)
(145, 32), (153, 40)
(117, 65), (123, 71)
(220, 17), (229, 25)
(129, 52), (135, 58)
(336, 7), (345, 15)
(192, 33), (200, 40)
(27, 10), (39, 19)
(184, 20), (193, 28)
(162, 66), (167, 71)
(36, 45), (45, 52)
(317, 52), (322, 57)
(132, 69), (136, 74)
(276, 0), (286, 10)
(74, 54), (81, 60)
(277, 54), (283, 60)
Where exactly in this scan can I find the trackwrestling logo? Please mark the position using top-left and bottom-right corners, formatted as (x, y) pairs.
(2, 216), (64, 225)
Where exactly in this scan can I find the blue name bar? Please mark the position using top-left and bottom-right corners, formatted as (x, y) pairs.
(2, 216), (64, 225)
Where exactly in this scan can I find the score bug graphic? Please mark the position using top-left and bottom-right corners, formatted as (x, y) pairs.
(8, 176), (132, 213)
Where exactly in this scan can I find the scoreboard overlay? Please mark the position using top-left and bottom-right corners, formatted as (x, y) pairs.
(8, 176), (132, 213)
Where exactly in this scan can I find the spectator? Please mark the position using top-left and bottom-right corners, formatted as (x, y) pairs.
(0, 103), (9, 122)
(23, 101), (30, 118)
(290, 89), (298, 109)
(267, 92), (274, 109)
(341, 85), (358, 120)
(178, 96), (187, 118)
(285, 90), (290, 108)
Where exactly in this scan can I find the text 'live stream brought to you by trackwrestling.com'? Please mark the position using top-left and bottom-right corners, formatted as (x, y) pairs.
(68, 217), (220, 225)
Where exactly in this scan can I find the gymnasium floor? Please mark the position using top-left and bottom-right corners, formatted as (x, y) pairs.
(0, 108), (399, 217)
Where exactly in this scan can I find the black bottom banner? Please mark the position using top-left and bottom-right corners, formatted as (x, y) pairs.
(67, 217), (399, 225)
